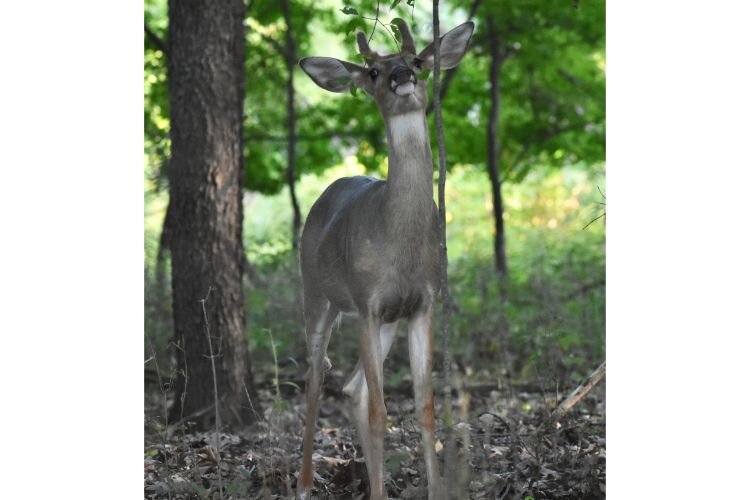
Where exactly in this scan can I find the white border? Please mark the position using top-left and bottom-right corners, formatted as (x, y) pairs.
(608, 1), (750, 497)
(2, 2), (143, 498)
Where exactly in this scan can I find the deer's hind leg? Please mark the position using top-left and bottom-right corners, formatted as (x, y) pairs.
(343, 320), (398, 499)
(408, 308), (441, 499)
(298, 297), (339, 499)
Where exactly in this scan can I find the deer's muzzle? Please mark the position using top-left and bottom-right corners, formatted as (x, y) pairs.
(390, 67), (417, 96)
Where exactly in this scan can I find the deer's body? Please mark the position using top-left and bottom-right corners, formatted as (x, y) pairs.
(296, 21), (474, 500)
(302, 113), (440, 321)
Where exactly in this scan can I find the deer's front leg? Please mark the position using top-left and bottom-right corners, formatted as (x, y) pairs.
(408, 308), (442, 499)
(298, 301), (338, 499)
(359, 316), (387, 499)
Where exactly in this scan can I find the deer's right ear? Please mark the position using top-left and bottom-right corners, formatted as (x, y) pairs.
(299, 57), (370, 94)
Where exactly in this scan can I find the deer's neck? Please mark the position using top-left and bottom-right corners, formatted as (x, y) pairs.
(383, 112), (434, 241)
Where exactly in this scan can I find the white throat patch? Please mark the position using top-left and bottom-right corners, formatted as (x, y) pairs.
(388, 112), (425, 148)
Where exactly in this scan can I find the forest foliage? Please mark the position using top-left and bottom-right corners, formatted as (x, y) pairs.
(145, 0), (605, 393)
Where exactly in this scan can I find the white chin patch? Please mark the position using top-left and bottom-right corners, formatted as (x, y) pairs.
(395, 82), (415, 96)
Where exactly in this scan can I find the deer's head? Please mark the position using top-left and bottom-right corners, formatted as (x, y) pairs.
(300, 20), (474, 117)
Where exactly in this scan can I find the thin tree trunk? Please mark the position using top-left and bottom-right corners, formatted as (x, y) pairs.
(487, 19), (509, 297)
(282, 0), (301, 251)
(432, 3), (460, 497)
(425, 0), (483, 116)
(486, 19), (515, 395)
(432, 0), (453, 421)
(167, 0), (258, 429)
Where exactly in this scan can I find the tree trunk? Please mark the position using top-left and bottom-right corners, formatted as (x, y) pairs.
(166, 0), (258, 429)
(432, 2), (461, 498)
(487, 20), (509, 296)
(282, 0), (301, 251)
(432, 0), (453, 413)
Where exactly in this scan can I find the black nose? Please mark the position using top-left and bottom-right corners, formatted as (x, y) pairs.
(390, 67), (415, 86)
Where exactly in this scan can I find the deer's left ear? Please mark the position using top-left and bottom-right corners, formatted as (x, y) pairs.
(299, 57), (373, 94)
(417, 22), (474, 71)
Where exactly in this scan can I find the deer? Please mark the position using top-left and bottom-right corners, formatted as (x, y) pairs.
(296, 19), (474, 500)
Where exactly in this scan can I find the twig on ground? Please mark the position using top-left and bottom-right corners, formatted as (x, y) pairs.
(551, 361), (606, 421)
(268, 330), (281, 401)
(498, 482), (511, 500)
(475, 411), (511, 429)
(169, 337), (189, 431)
(242, 380), (263, 423)
(146, 333), (170, 469)
(167, 403), (214, 431)
(200, 286), (224, 500)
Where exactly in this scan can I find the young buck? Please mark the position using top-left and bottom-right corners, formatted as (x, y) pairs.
(297, 20), (474, 500)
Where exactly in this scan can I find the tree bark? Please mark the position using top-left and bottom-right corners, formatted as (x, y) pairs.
(167, 0), (258, 428)
(282, 0), (301, 251)
(487, 20), (509, 295)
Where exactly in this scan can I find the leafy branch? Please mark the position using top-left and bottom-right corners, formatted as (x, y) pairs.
(340, 2), (408, 54)
(582, 186), (606, 230)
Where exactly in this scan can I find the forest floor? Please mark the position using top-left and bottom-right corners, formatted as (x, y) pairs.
(144, 373), (604, 500)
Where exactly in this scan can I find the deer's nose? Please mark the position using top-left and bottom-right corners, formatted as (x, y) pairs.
(390, 67), (416, 88)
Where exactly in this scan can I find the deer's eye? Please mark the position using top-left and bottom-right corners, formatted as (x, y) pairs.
(369, 68), (379, 80)
(413, 58), (423, 70)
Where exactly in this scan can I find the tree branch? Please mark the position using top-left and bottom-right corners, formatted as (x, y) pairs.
(245, 131), (362, 142)
(425, 0), (483, 115)
(563, 278), (605, 301)
(509, 121), (591, 175)
(144, 23), (167, 56)
(258, 31), (287, 58)
(368, 0), (381, 43)
(557, 68), (590, 90)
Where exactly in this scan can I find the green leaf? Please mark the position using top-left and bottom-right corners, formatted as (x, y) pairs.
(417, 69), (430, 80)
(340, 6), (358, 16)
(350, 85), (358, 97)
(390, 0), (402, 10)
(406, 0), (415, 6)
(345, 18), (359, 36)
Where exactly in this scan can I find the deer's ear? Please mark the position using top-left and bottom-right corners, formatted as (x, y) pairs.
(299, 57), (371, 94)
(417, 22), (474, 71)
